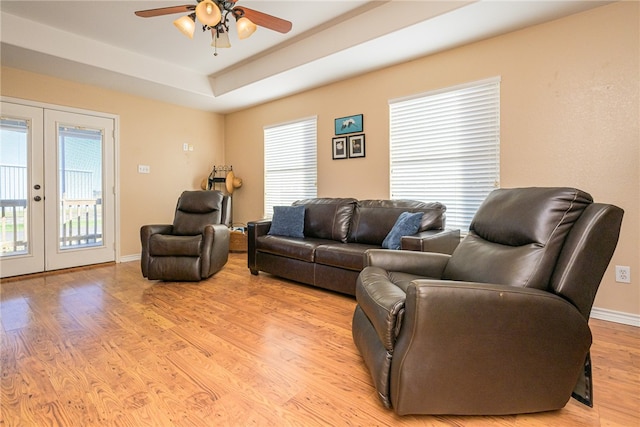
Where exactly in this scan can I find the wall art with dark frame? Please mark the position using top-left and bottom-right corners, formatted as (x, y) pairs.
(334, 114), (363, 135)
(348, 134), (366, 158)
(332, 136), (348, 160)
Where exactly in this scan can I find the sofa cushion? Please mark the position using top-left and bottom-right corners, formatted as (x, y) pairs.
(349, 200), (446, 245)
(256, 235), (329, 262)
(292, 198), (357, 242)
(315, 243), (380, 271)
(268, 205), (305, 238)
(382, 211), (423, 250)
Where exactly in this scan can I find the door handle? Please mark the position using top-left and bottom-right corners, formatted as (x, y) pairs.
(34, 196), (42, 202)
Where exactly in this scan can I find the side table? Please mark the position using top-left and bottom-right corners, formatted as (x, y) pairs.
(229, 230), (248, 253)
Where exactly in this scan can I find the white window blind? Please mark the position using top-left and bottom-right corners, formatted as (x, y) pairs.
(389, 77), (500, 232)
(264, 117), (317, 218)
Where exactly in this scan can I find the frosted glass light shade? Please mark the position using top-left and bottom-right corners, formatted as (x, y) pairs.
(196, 0), (221, 27)
(236, 17), (257, 39)
(174, 14), (196, 39)
(211, 29), (231, 48)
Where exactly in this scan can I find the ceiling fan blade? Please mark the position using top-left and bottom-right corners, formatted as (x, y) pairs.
(234, 7), (292, 34)
(134, 5), (195, 18)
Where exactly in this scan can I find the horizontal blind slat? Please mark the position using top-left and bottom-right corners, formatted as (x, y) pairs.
(264, 117), (318, 218)
(390, 79), (500, 232)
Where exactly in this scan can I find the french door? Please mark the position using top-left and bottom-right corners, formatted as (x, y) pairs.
(0, 101), (116, 278)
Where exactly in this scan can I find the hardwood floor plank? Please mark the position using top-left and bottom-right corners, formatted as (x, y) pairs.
(1, 253), (638, 426)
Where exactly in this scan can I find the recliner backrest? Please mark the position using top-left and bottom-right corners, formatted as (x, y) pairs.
(549, 202), (624, 319)
(172, 190), (226, 235)
(442, 187), (593, 290)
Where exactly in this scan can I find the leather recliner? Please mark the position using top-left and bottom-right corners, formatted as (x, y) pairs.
(140, 190), (231, 281)
(352, 187), (624, 415)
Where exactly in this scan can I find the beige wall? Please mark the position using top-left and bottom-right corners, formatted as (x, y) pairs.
(225, 2), (639, 316)
(0, 68), (225, 256)
(0, 2), (637, 317)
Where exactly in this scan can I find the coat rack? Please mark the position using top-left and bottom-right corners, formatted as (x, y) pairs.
(202, 165), (244, 232)
(205, 165), (243, 194)
(207, 165), (230, 191)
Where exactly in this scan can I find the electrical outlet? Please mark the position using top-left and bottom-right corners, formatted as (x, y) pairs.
(615, 265), (631, 283)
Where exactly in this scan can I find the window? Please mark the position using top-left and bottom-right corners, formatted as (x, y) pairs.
(264, 117), (317, 218)
(389, 77), (500, 232)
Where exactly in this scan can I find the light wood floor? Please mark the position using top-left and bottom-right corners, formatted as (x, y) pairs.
(1, 253), (639, 426)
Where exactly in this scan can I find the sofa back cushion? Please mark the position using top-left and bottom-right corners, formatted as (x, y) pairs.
(292, 198), (357, 242)
(348, 200), (446, 245)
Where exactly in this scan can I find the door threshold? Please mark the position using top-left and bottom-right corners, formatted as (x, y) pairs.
(0, 261), (116, 283)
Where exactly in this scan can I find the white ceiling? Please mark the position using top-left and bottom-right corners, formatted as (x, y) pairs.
(1, 1), (611, 113)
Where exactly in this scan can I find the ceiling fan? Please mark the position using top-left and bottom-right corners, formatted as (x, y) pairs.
(134, 0), (292, 55)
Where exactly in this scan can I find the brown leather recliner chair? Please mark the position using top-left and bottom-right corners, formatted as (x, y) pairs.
(352, 187), (624, 415)
(140, 190), (231, 281)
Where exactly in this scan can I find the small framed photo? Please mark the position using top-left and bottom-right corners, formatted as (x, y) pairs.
(334, 114), (363, 135)
(348, 134), (365, 158)
(332, 136), (348, 160)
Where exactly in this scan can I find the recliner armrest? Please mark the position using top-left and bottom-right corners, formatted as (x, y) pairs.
(364, 249), (450, 278)
(140, 224), (173, 278)
(201, 224), (230, 278)
(391, 280), (592, 415)
(401, 229), (460, 254)
(356, 266), (408, 351)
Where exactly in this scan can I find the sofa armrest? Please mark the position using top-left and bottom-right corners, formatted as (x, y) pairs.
(401, 229), (460, 254)
(248, 219), (272, 237)
(247, 219), (272, 274)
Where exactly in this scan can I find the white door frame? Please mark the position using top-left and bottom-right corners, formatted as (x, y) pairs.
(1, 96), (121, 275)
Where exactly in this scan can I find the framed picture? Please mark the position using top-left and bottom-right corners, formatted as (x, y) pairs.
(334, 114), (363, 135)
(348, 134), (365, 158)
(332, 136), (348, 159)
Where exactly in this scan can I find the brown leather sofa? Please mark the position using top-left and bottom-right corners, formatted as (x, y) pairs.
(247, 198), (460, 295)
(140, 190), (231, 281)
(352, 187), (624, 415)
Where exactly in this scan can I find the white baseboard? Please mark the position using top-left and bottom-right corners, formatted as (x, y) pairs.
(591, 307), (640, 327)
(119, 254), (141, 263)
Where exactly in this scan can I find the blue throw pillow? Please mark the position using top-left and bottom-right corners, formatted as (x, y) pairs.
(382, 211), (423, 250)
(268, 205), (305, 238)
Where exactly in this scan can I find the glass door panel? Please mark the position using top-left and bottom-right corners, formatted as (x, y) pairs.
(44, 110), (115, 272)
(58, 125), (104, 250)
(0, 102), (45, 278)
(1, 118), (29, 256)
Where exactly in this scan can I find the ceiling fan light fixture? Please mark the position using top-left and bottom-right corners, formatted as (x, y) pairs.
(196, 0), (222, 27)
(173, 13), (196, 39)
(211, 28), (231, 49)
(236, 16), (257, 39)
